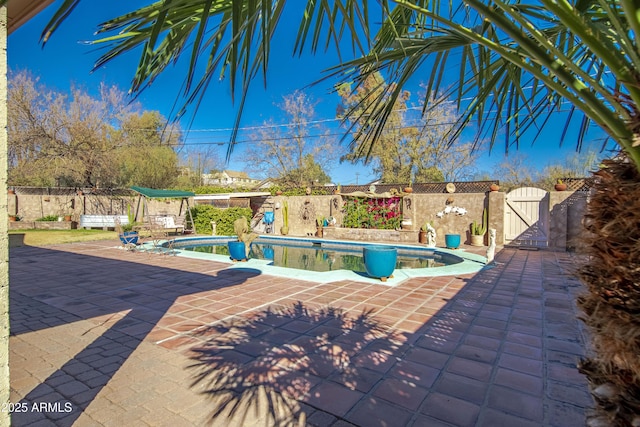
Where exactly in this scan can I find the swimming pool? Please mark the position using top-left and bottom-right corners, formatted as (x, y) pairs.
(164, 236), (488, 285)
(172, 237), (462, 273)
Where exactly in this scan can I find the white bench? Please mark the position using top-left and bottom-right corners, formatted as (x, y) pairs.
(79, 215), (129, 230)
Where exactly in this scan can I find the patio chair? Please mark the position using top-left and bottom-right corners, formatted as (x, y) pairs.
(144, 218), (178, 255)
(115, 219), (142, 252)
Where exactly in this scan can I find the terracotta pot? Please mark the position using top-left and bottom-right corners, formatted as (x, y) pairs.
(276, 190), (283, 196)
(316, 227), (323, 238)
(404, 187), (413, 193)
(8, 216), (16, 222)
(418, 230), (427, 244)
(490, 184), (500, 192)
(64, 215), (72, 222)
(554, 183), (567, 191)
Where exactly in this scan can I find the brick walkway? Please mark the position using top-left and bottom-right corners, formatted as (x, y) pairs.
(8, 240), (592, 426)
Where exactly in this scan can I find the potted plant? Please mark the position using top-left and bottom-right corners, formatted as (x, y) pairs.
(404, 176), (413, 193)
(554, 179), (567, 191)
(280, 201), (289, 235)
(418, 221), (429, 243)
(470, 209), (487, 246)
(228, 217), (258, 261)
(315, 216), (324, 237)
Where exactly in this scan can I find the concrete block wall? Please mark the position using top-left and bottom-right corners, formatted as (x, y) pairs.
(10, 193), (187, 223)
(8, 188), (586, 251)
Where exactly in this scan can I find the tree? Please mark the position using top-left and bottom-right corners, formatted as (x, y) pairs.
(493, 154), (537, 191)
(244, 91), (337, 187)
(538, 149), (604, 190)
(114, 111), (182, 188)
(10, 1), (640, 423)
(8, 70), (180, 188)
(338, 73), (478, 183)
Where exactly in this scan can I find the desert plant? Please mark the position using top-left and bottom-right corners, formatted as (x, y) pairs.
(471, 209), (487, 236)
(282, 201), (289, 228)
(421, 220), (436, 232)
(233, 217), (258, 257)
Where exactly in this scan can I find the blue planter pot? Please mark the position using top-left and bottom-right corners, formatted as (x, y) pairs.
(228, 241), (247, 261)
(263, 246), (274, 260)
(363, 246), (397, 282)
(119, 231), (139, 245)
(445, 234), (461, 249)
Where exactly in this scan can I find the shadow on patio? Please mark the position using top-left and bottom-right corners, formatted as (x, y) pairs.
(188, 302), (406, 426)
(9, 244), (261, 426)
(9, 242), (593, 426)
(184, 248), (593, 426)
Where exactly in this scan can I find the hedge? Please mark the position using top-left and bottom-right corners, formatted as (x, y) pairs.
(189, 205), (253, 235)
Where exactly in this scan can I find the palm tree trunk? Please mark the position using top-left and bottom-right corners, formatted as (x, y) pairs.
(578, 156), (640, 426)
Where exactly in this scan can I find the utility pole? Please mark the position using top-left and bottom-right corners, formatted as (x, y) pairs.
(355, 172), (359, 185)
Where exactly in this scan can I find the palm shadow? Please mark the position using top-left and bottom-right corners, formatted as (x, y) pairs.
(187, 302), (406, 426)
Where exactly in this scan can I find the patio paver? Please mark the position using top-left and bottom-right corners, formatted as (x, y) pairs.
(8, 240), (592, 426)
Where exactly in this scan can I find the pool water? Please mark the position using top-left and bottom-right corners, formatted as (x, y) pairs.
(173, 239), (462, 273)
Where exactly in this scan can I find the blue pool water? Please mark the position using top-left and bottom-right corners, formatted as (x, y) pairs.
(169, 237), (463, 273)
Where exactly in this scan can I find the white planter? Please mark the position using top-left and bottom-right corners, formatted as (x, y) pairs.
(470, 234), (484, 246)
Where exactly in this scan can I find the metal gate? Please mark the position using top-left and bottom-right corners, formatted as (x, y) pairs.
(505, 187), (550, 247)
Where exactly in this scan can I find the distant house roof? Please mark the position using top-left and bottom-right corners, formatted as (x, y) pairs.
(224, 170), (251, 179)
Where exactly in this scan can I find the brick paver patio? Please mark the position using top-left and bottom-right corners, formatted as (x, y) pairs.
(8, 240), (592, 426)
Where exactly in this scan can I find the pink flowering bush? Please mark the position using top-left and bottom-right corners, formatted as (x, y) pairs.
(342, 197), (402, 229)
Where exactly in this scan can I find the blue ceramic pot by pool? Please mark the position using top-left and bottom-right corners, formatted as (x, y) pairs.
(119, 231), (139, 245)
(263, 211), (274, 224)
(363, 246), (397, 281)
(228, 241), (247, 261)
(445, 234), (461, 249)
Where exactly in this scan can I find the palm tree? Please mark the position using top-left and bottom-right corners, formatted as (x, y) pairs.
(7, 0), (640, 423)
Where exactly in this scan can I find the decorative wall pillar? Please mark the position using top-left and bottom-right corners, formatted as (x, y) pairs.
(488, 190), (505, 245)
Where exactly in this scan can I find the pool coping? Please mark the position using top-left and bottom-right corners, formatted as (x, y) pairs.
(152, 235), (488, 286)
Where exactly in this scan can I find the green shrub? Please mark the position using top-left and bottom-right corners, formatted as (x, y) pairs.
(189, 205), (253, 235)
(36, 215), (60, 222)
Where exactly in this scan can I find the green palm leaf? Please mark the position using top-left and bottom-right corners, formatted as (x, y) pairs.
(6, 0), (640, 166)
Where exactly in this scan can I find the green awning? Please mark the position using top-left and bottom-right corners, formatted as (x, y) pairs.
(130, 186), (195, 199)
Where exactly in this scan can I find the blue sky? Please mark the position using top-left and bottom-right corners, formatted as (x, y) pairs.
(8, 1), (610, 185)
